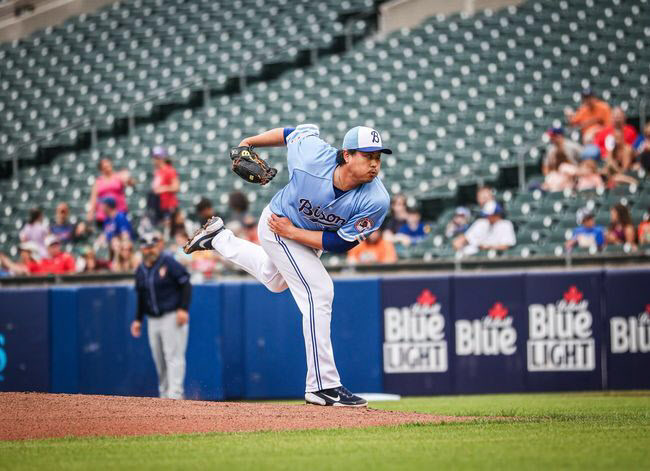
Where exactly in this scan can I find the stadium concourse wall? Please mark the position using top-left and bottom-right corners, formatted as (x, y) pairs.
(0, 269), (648, 399)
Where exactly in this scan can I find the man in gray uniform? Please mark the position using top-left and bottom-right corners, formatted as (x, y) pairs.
(130, 232), (192, 399)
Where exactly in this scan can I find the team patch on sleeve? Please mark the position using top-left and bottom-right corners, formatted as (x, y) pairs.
(354, 217), (374, 233)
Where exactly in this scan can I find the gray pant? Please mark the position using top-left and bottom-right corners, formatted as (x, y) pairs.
(147, 311), (188, 399)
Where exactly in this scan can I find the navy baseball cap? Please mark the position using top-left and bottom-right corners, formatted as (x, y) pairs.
(100, 196), (117, 208)
(547, 126), (564, 136)
(139, 232), (162, 247)
(342, 126), (392, 154)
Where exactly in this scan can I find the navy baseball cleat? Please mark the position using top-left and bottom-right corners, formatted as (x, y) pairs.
(183, 216), (225, 254)
(305, 386), (368, 407)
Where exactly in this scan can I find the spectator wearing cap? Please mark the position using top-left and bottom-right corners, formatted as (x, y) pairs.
(445, 207), (471, 239)
(395, 205), (429, 246)
(566, 209), (605, 252)
(19, 207), (49, 258)
(50, 202), (88, 244)
(101, 196), (134, 247)
(594, 107), (638, 159)
(453, 201), (516, 254)
(130, 232), (192, 400)
(347, 228), (397, 264)
(87, 157), (134, 228)
(38, 235), (76, 275)
(151, 147), (180, 224)
(543, 127), (582, 175)
(565, 89), (612, 144)
(0, 242), (42, 276)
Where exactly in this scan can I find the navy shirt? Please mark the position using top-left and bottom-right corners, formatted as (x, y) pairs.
(135, 252), (191, 320)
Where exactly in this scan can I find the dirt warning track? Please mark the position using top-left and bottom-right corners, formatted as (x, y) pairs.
(0, 392), (478, 440)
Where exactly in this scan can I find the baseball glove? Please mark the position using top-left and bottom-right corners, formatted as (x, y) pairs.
(230, 146), (277, 185)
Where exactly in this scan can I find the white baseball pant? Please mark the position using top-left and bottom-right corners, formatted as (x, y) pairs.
(211, 205), (341, 393)
(147, 311), (189, 399)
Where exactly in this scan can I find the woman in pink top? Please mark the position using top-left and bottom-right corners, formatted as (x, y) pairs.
(87, 158), (134, 227)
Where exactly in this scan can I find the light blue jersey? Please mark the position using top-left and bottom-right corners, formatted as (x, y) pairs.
(269, 124), (390, 242)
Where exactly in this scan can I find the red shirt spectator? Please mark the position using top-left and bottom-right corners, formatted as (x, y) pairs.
(152, 147), (180, 212)
(38, 235), (76, 275)
(594, 107), (637, 157)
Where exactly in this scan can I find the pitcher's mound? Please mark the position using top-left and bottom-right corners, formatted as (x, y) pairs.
(0, 392), (478, 440)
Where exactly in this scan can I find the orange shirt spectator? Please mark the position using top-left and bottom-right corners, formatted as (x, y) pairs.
(566, 90), (612, 143)
(347, 230), (397, 264)
(638, 218), (650, 245)
(38, 235), (76, 274)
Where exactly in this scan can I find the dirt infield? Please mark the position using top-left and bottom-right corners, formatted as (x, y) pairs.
(0, 392), (477, 440)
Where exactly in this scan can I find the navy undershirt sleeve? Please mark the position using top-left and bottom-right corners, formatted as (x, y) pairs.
(283, 127), (296, 144)
(322, 231), (359, 253)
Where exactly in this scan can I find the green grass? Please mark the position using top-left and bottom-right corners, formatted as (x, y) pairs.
(2, 392), (649, 470)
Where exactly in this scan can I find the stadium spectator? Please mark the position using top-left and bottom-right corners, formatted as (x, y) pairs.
(605, 129), (635, 172)
(541, 150), (578, 192)
(383, 194), (408, 236)
(394, 205), (429, 246)
(565, 209), (605, 252)
(170, 231), (193, 269)
(19, 207), (48, 258)
(476, 185), (495, 207)
(50, 202), (87, 244)
(87, 158), (133, 228)
(575, 159), (605, 192)
(38, 235), (76, 275)
(100, 197), (134, 258)
(227, 191), (251, 225)
(150, 146), (180, 224)
(453, 201), (516, 254)
(606, 203), (636, 249)
(543, 127), (582, 175)
(565, 89), (612, 143)
(226, 191), (258, 242)
(594, 107), (638, 158)
(111, 238), (140, 272)
(637, 208), (650, 246)
(635, 122), (650, 172)
(195, 197), (214, 227)
(347, 228), (397, 264)
(78, 246), (111, 273)
(168, 209), (194, 242)
(0, 242), (41, 276)
(445, 207), (471, 238)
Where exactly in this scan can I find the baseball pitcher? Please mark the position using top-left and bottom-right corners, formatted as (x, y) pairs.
(185, 124), (391, 407)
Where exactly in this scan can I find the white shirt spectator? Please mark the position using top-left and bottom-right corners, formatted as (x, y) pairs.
(463, 218), (516, 254)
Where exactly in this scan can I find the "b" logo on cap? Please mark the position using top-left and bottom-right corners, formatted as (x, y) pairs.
(371, 131), (380, 143)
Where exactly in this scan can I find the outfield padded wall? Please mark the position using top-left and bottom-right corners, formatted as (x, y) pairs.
(0, 269), (648, 398)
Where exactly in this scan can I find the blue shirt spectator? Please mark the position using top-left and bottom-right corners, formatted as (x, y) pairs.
(396, 205), (428, 245)
(101, 197), (134, 242)
(566, 210), (604, 251)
